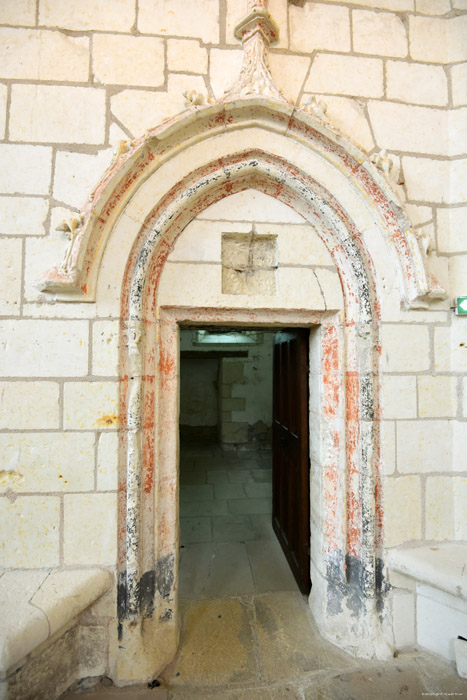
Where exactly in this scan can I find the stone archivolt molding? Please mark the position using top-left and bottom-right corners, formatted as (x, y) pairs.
(39, 97), (440, 309)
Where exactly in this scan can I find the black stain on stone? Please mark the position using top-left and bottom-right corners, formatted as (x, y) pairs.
(117, 554), (175, 621)
(117, 571), (128, 621)
(360, 372), (374, 421)
(155, 553), (175, 601)
(139, 569), (156, 618)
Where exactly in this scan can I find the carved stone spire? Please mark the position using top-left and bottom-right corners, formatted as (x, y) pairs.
(223, 0), (288, 102)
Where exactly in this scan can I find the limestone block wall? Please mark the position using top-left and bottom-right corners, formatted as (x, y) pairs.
(0, 0), (466, 581)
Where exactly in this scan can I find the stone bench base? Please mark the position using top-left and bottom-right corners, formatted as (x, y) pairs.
(0, 569), (111, 700)
(387, 544), (467, 668)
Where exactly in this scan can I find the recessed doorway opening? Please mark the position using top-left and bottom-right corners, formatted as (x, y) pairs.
(178, 325), (312, 601)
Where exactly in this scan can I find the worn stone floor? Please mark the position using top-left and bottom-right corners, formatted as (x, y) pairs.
(62, 442), (467, 700)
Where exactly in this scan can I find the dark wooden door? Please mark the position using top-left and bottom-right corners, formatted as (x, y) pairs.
(272, 329), (311, 595)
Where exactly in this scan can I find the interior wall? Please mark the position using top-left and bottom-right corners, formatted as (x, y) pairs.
(179, 357), (219, 427)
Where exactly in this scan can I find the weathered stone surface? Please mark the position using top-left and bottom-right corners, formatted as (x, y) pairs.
(168, 598), (258, 686)
(0, 28), (89, 81)
(397, 420), (452, 473)
(167, 39), (208, 74)
(451, 63), (467, 106)
(255, 591), (356, 681)
(64, 493), (117, 565)
(403, 156), (467, 204)
(409, 14), (467, 63)
(0, 0), (36, 26)
(306, 662), (429, 699)
(0, 432), (95, 492)
(0, 237), (22, 315)
(92, 320), (119, 377)
(384, 476), (421, 547)
(10, 85), (106, 145)
(0, 495), (60, 567)
(39, 0), (135, 31)
(53, 149), (112, 208)
(0, 83), (6, 139)
(386, 61), (448, 106)
(0, 196), (48, 236)
(306, 54), (383, 97)
(381, 325), (430, 372)
(97, 432), (118, 491)
(0, 144), (52, 195)
(418, 375), (457, 417)
(138, 0), (219, 43)
(353, 10), (408, 57)
(0, 320), (89, 377)
(425, 476), (454, 540)
(289, 2), (350, 53)
(64, 381), (119, 430)
(0, 382), (59, 429)
(93, 34), (164, 87)
(382, 375), (417, 419)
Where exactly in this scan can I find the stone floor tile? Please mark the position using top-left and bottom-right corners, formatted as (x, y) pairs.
(200, 542), (256, 597)
(167, 598), (259, 687)
(249, 514), (276, 539)
(255, 591), (356, 682)
(181, 499), (229, 517)
(180, 517), (212, 545)
(168, 685), (301, 699)
(207, 470), (230, 484)
(62, 681), (167, 698)
(179, 542), (217, 598)
(228, 498), (272, 515)
(245, 481), (273, 498)
(307, 663), (431, 699)
(247, 539), (298, 593)
(179, 469), (208, 485)
(215, 483), (247, 500)
(227, 469), (254, 484)
(251, 468), (273, 482)
(212, 514), (258, 542)
(180, 484), (214, 501)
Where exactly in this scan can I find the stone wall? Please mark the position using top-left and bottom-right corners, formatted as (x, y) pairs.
(0, 0), (466, 674)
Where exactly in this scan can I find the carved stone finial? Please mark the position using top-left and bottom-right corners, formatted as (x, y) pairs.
(56, 214), (84, 273)
(223, 1), (288, 102)
(371, 149), (393, 175)
(303, 96), (328, 120)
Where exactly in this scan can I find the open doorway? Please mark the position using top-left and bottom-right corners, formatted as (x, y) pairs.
(178, 326), (311, 600)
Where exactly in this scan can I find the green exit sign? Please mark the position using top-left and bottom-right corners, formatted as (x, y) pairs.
(456, 297), (467, 315)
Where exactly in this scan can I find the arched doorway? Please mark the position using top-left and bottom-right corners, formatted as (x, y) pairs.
(40, 101), (438, 683)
